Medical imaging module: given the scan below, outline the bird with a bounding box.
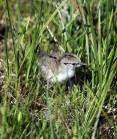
[37,51,86,84]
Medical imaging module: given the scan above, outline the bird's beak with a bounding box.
[74,62,87,68]
[80,62,87,66]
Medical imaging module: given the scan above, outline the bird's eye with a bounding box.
[49,55,57,59]
[64,63,68,65]
[72,63,78,65]
[72,63,76,65]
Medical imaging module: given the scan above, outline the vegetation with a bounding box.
[0,0,117,138]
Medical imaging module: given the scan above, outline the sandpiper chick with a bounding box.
[37,51,86,84]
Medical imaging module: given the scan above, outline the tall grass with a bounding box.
[0,0,117,138]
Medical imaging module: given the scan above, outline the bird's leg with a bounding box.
[67,78,73,91]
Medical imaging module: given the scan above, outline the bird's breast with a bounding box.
[51,69,75,83]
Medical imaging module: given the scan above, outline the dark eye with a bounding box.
[72,63,76,65]
[49,55,57,59]
[72,63,78,65]
[64,63,68,65]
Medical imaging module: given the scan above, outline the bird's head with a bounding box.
[60,53,86,70]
